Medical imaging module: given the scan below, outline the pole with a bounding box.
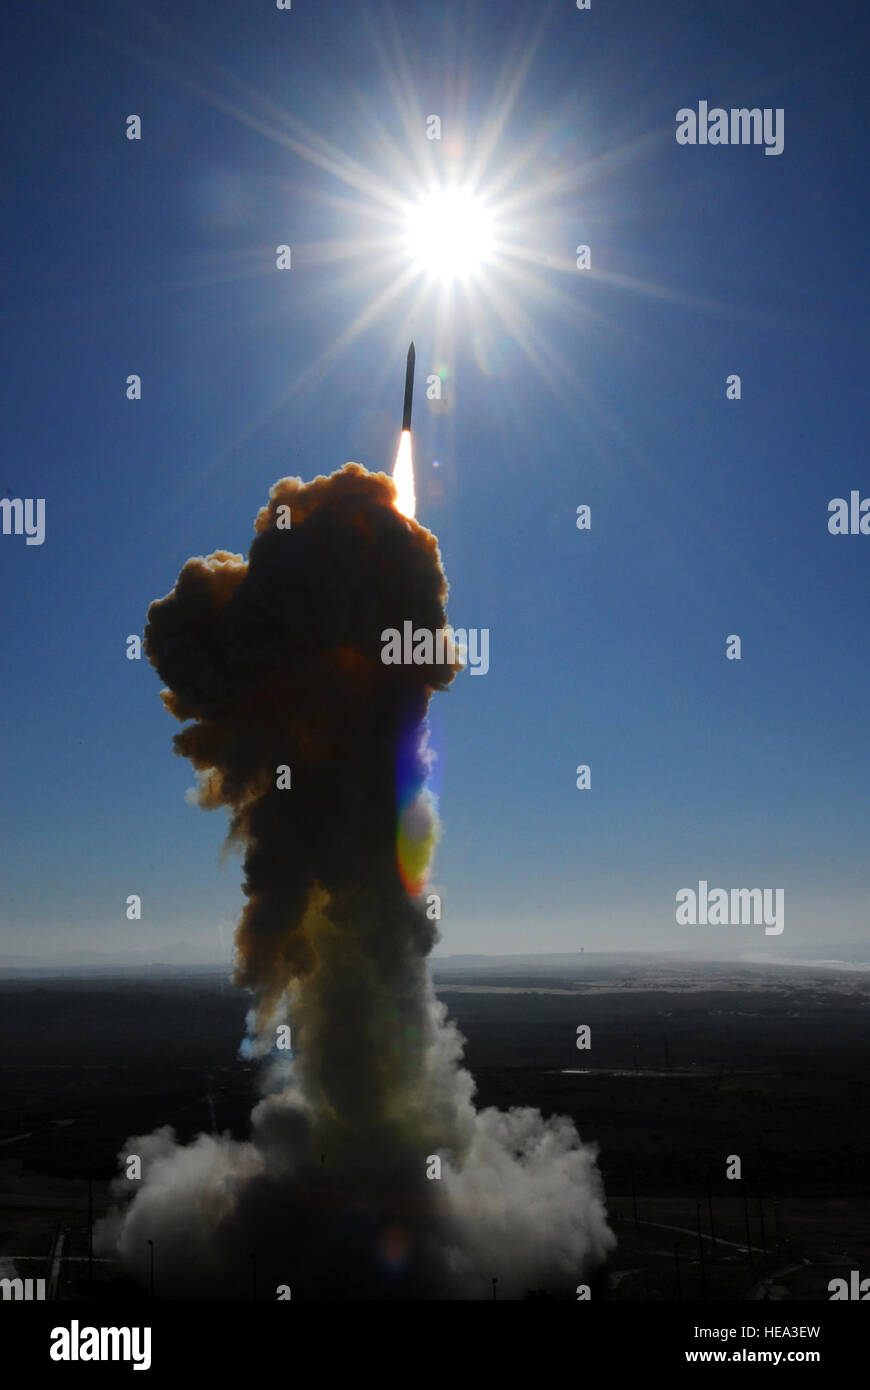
[48,1222,63,1300]
[758,1194,767,1260]
[742,1189,753,1265]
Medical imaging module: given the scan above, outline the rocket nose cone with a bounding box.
[402,343,416,433]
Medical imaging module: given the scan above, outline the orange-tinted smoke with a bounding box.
[144,465,458,1016]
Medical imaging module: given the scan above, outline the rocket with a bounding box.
[402,341,415,432]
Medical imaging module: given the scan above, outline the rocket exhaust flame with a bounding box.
[393,430,416,519]
[393,344,416,518]
[96,460,614,1298]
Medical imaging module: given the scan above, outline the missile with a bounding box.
[402,341,415,432]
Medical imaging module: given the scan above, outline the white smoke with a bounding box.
[97,981,614,1299]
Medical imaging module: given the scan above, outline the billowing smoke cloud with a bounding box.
[97,464,614,1298]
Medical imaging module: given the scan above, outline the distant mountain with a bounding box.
[1,942,867,978]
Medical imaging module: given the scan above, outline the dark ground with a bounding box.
[1,957,868,1299]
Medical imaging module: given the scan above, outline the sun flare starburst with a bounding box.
[125,8,715,512]
[404,187,496,285]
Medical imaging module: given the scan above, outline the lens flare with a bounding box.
[396,721,437,896]
[392,429,416,519]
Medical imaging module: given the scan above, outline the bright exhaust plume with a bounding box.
[393,430,416,519]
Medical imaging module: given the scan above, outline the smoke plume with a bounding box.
[98,463,615,1298]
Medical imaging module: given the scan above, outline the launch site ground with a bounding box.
[1,956,868,1300]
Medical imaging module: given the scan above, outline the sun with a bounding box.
[404,186,496,285]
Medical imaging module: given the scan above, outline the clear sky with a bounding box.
[1,0,867,965]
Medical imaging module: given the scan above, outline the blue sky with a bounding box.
[1,0,867,964]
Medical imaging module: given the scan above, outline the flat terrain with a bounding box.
[1,957,868,1299]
